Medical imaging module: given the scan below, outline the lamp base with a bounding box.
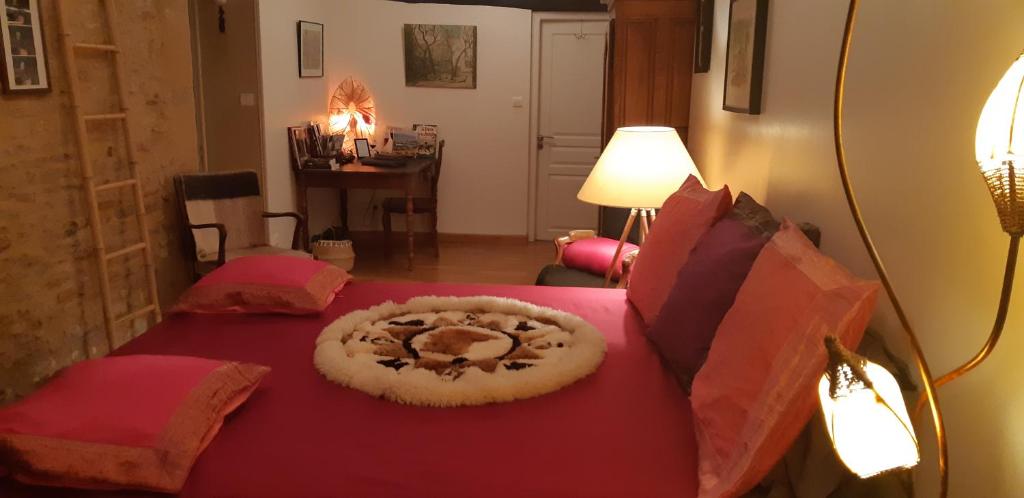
[602,208,654,287]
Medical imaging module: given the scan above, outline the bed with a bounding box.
[2,281,698,498]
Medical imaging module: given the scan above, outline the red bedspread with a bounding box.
[5,282,697,498]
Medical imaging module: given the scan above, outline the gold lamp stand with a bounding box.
[833,2,1022,497]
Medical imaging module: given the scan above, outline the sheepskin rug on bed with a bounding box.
[314,295,607,407]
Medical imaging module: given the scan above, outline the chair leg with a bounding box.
[431,209,440,256]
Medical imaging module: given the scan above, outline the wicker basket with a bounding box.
[313,239,355,271]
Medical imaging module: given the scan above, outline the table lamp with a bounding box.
[821,1,1022,495]
[577,126,704,286]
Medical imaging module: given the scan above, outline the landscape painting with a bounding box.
[403,24,477,89]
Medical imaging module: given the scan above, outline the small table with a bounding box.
[294,158,435,270]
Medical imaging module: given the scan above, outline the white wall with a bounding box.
[257,0,331,246]
[688,0,1024,495]
[316,0,533,236]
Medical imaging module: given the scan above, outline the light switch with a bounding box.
[240,93,256,107]
[512,96,524,108]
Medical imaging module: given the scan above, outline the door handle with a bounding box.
[537,135,554,150]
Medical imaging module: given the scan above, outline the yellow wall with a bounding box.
[688,0,1024,495]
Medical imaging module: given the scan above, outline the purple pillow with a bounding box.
[562,237,640,280]
[645,216,769,390]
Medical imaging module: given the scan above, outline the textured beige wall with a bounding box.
[0,0,198,401]
[688,0,1024,495]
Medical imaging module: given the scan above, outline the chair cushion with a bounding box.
[562,237,639,280]
[690,221,880,498]
[181,171,267,262]
[627,176,732,325]
[197,244,312,264]
[534,265,608,288]
[382,197,435,213]
[0,355,269,493]
[174,255,351,315]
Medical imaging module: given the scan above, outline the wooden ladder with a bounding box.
[54,0,161,351]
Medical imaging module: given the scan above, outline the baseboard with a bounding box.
[347,230,529,245]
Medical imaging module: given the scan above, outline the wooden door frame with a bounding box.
[527,11,611,242]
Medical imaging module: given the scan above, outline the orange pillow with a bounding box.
[0,355,269,493]
[627,176,732,324]
[690,221,880,498]
[173,255,351,315]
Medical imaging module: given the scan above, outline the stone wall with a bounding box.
[0,0,198,401]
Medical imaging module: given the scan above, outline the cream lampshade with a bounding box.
[577,126,704,209]
[976,52,1024,236]
[575,126,704,287]
[818,336,920,478]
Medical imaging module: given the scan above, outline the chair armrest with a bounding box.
[553,230,598,265]
[188,223,227,267]
[263,211,308,251]
[616,250,640,290]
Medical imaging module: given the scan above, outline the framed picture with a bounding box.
[403,24,477,89]
[693,0,714,73]
[723,0,768,114]
[288,126,311,169]
[0,0,49,93]
[296,20,323,78]
[354,138,371,159]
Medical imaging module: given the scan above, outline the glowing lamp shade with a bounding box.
[577,127,703,209]
[818,336,920,479]
[975,52,1024,235]
[328,78,377,151]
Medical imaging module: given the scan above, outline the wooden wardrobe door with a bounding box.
[609,0,698,141]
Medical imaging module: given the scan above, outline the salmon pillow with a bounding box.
[690,221,880,498]
[627,176,732,324]
[0,355,269,493]
[174,255,351,315]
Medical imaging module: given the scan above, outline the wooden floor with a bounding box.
[347,232,553,285]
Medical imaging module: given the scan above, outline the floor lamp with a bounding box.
[818,1,1022,496]
[577,126,704,287]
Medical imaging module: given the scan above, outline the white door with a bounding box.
[534,20,609,241]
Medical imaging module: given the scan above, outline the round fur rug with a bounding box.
[314,296,607,407]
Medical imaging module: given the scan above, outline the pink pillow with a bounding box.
[690,221,880,497]
[562,237,640,280]
[174,255,352,314]
[627,176,732,324]
[0,355,269,493]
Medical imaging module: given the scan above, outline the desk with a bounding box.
[294,158,434,270]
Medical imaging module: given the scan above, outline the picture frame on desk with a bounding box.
[354,138,371,159]
[288,126,312,170]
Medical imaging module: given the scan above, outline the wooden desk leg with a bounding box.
[406,192,415,270]
[339,188,349,237]
[296,179,310,245]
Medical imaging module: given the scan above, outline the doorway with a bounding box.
[188,0,264,179]
[528,13,610,241]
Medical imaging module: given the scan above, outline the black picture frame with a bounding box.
[693,0,714,73]
[722,0,768,114]
[296,20,324,78]
[0,0,50,94]
[354,138,371,159]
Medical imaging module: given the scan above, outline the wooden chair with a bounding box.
[174,170,309,280]
[382,140,446,255]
